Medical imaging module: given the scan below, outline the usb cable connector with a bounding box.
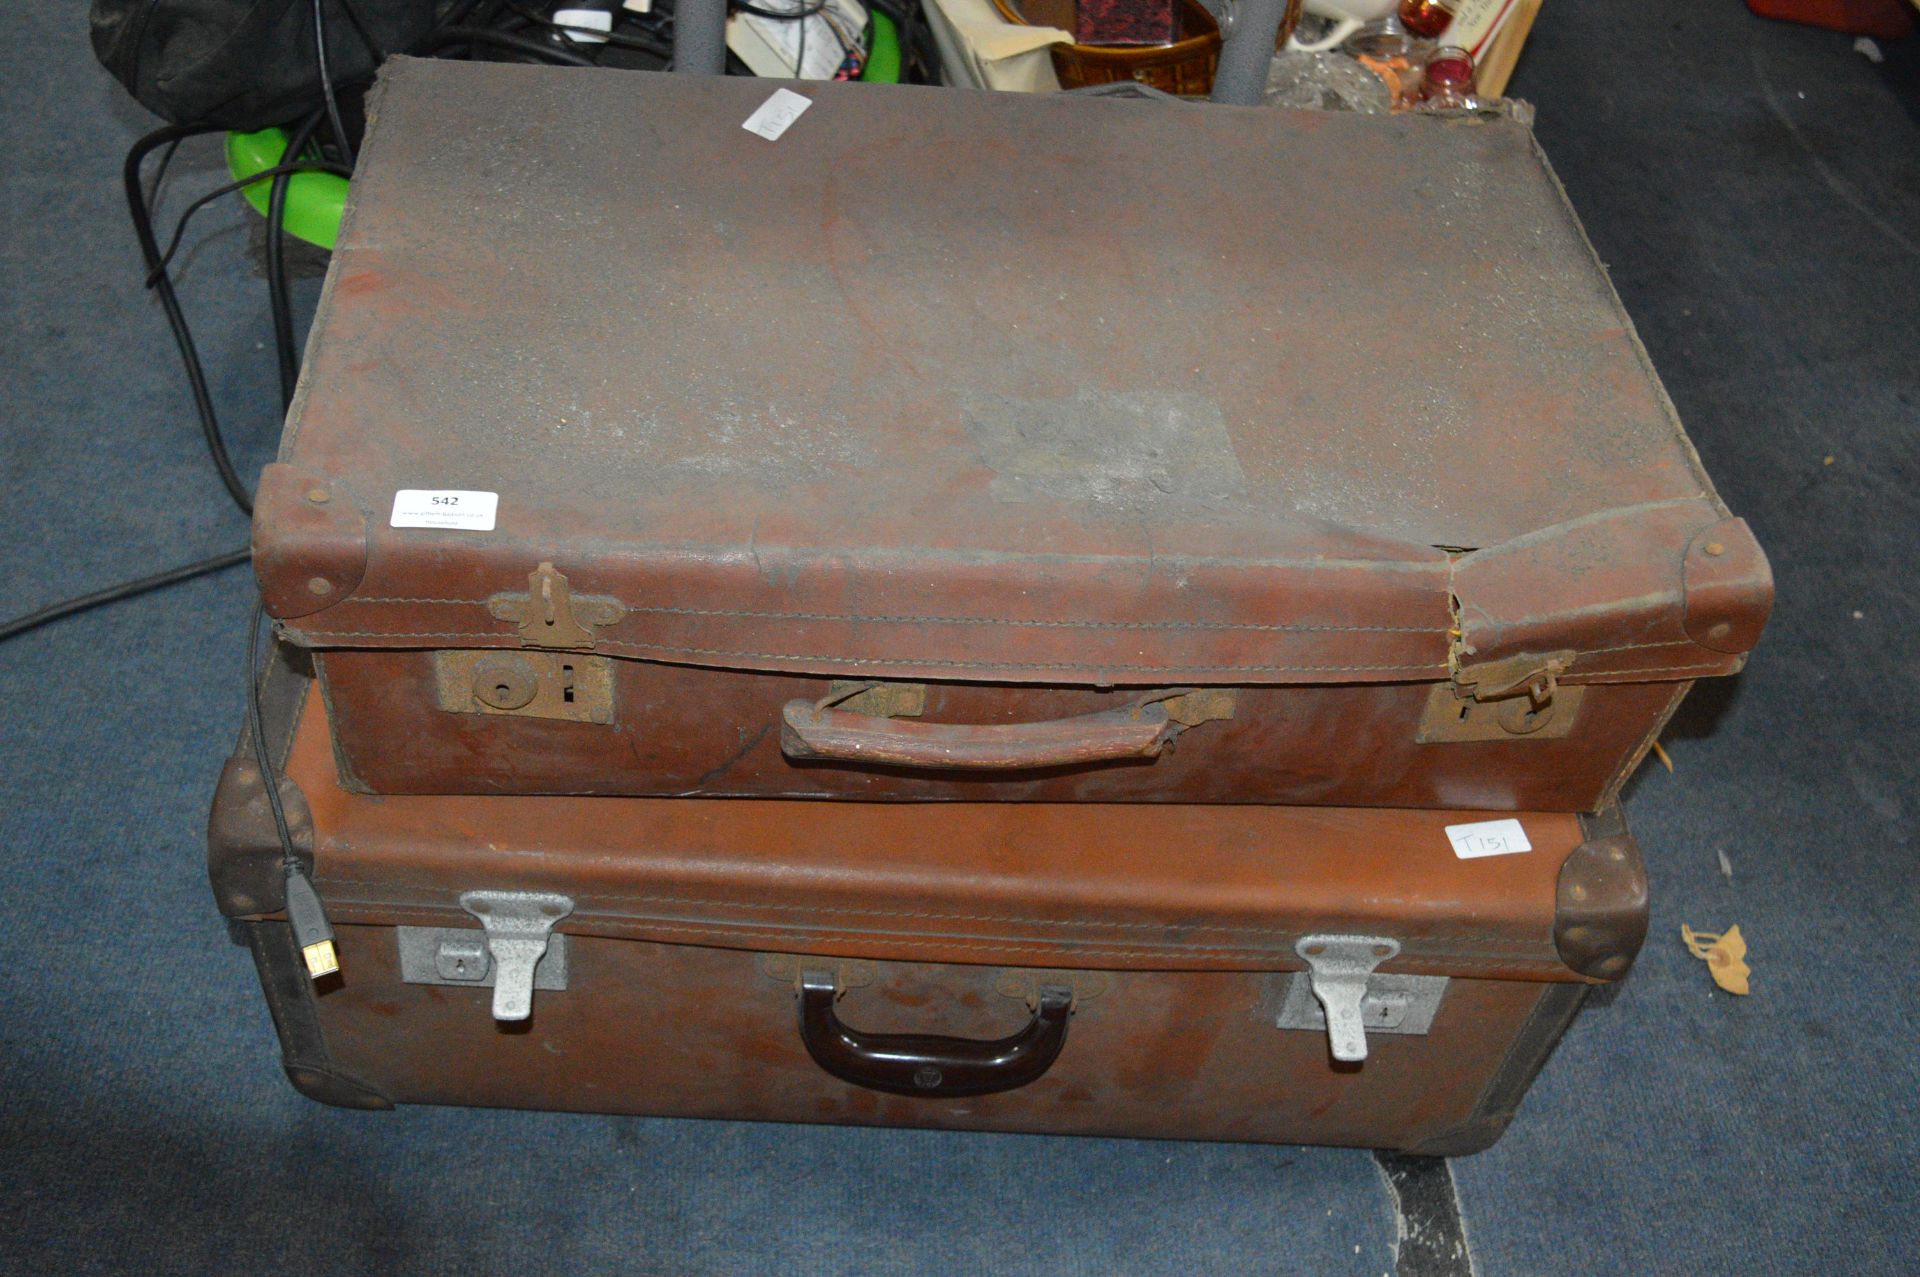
[284,867,338,979]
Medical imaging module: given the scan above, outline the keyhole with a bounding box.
[561,664,576,704]
[1458,702,1471,722]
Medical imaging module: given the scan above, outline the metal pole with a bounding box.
[1210,0,1287,105]
[673,0,729,75]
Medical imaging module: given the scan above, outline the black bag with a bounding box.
[90,0,443,129]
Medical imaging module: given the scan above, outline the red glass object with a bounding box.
[1398,0,1456,38]
[1421,45,1476,102]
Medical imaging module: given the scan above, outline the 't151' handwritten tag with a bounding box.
[390,489,498,531]
[1445,818,1533,860]
[742,88,812,141]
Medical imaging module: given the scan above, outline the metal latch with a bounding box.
[1419,649,1583,742]
[434,935,489,982]
[1287,935,1425,1062]
[1275,966,1448,1063]
[433,649,616,723]
[486,563,625,650]
[397,925,572,995]
[1456,649,1575,711]
[432,891,575,1021]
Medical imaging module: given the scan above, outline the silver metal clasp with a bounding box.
[397,915,572,1020]
[1283,935,1447,1063]
[429,891,575,1021]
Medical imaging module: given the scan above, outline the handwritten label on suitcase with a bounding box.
[1445,818,1533,860]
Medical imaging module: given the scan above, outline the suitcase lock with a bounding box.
[1417,650,1584,743]
[1279,935,1448,1063]
[394,892,575,1022]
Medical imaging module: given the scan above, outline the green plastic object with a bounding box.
[224,127,350,251]
[861,11,901,83]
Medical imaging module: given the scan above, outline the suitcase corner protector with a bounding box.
[282,1062,393,1111]
[208,754,314,917]
[1557,807,1649,980]
[1401,1110,1516,1158]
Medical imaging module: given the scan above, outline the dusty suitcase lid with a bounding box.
[211,664,1648,984]
[254,59,1770,689]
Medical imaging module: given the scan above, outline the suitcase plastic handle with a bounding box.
[780,699,1179,771]
[797,970,1073,1098]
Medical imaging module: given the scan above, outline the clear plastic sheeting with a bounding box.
[1262,49,1395,113]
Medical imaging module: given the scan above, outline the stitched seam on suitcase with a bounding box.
[587,925,1559,956]
[595,929,1554,964]
[291,633,1448,674]
[326,915,1552,967]
[340,600,1442,636]
[319,878,1552,949]
[284,628,1717,671]
[1599,681,1689,804]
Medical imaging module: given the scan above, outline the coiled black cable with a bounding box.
[123,124,255,516]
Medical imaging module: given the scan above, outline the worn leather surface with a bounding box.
[220,675,1619,1147]
[319,647,1688,808]
[256,60,1769,692]
[271,687,1596,981]
[310,924,1560,1150]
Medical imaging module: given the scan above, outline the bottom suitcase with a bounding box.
[207,652,1649,1154]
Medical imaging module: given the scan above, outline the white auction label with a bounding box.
[742,88,812,142]
[390,489,498,531]
[1445,818,1533,860]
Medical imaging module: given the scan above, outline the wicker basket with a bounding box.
[991,0,1301,98]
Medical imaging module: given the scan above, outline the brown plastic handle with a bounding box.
[797,970,1073,1098]
[780,699,1179,771]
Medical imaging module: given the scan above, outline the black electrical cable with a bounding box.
[267,112,328,410]
[0,549,251,645]
[244,598,297,862]
[435,0,485,28]
[502,1,673,58]
[245,596,336,978]
[146,136,183,209]
[335,0,385,59]
[426,26,601,65]
[908,1,934,82]
[124,125,256,517]
[732,0,829,19]
[146,159,353,284]
[587,27,674,57]
[436,0,508,32]
[312,0,357,168]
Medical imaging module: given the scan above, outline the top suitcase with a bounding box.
[253,59,1771,808]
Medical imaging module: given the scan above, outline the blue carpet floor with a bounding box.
[2,4,1915,1274]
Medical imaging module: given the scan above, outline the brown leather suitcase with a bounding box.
[208,651,1648,1152]
[253,59,1770,809]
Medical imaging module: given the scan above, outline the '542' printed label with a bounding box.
[390,489,498,531]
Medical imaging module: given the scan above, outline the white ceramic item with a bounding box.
[1284,0,1399,53]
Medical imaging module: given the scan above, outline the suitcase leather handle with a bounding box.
[797,970,1073,1098]
[780,699,1180,771]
